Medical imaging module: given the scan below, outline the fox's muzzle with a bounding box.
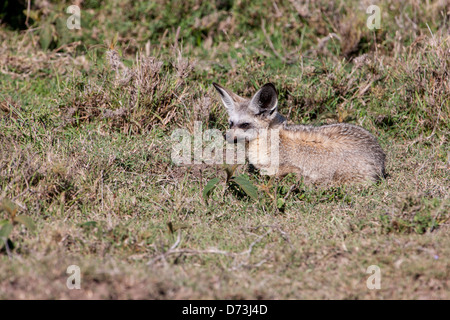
[225,128,256,143]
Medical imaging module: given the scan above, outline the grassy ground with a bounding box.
[0,0,449,299]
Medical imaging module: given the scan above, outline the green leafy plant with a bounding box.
[0,198,36,255]
[202,177,220,202]
[24,6,73,50]
[202,165,258,203]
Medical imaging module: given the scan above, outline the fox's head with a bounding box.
[213,82,286,143]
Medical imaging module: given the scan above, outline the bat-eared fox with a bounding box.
[213,82,386,185]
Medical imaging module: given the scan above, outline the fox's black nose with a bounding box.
[233,137,238,143]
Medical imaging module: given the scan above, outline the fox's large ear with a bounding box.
[249,83,278,117]
[213,83,242,115]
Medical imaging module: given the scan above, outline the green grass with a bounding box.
[0,0,449,299]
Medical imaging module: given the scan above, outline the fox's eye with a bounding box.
[229,121,234,128]
[239,122,251,129]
